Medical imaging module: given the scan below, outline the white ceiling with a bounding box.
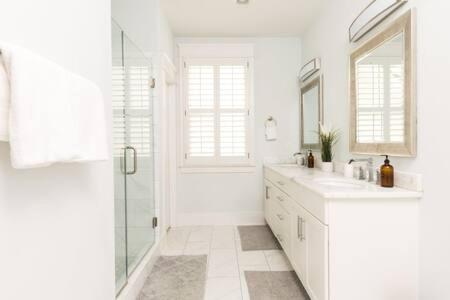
[161,0,325,37]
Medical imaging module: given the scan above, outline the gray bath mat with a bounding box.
[138,255,207,300]
[245,271,310,300]
[238,225,282,251]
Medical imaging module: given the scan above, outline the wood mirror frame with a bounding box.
[350,9,416,156]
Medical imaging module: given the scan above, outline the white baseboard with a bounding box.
[175,211,265,226]
[116,241,161,300]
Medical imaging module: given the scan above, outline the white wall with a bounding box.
[301,1,450,298]
[174,37,301,225]
[0,1,114,300]
[112,0,174,59]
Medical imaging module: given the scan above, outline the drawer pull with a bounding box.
[276,214,284,221]
[276,196,284,202]
[277,181,285,186]
[301,218,306,241]
[297,216,305,241]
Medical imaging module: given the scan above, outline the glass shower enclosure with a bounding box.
[112,20,156,294]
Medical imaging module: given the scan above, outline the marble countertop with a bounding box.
[265,164,422,199]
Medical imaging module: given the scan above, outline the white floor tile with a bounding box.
[188,226,213,242]
[204,277,242,300]
[183,241,210,255]
[238,250,268,267]
[211,231,235,249]
[207,249,239,278]
[264,250,293,271]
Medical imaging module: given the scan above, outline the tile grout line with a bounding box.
[263,250,272,271]
[204,226,214,300]
[233,226,245,300]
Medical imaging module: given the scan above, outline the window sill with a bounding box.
[179,166,257,174]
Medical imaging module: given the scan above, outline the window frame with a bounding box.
[178,44,255,171]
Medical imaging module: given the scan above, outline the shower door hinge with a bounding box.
[152,217,158,229]
[150,78,156,89]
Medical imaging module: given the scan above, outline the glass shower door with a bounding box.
[112,20,156,294]
[122,33,155,274]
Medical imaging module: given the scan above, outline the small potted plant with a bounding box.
[319,123,339,173]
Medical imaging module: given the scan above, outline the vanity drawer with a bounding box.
[271,198,291,258]
[265,167,295,196]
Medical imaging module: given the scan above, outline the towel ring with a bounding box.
[265,116,277,126]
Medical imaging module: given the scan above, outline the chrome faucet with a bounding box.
[348,158,374,182]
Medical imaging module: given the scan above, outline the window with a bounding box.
[181,56,253,168]
[113,63,153,158]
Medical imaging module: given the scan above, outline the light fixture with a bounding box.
[236,0,249,4]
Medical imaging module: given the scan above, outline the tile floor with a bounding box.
[159,225,294,300]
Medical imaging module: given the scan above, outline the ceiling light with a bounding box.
[236,0,249,4]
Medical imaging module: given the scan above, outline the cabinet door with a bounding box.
[291,203,308,283]
[304,210,329,300]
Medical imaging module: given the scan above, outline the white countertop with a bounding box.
[265,164,422,199]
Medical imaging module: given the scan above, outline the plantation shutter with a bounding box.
[356,59,404,144]
[184,58,251,166]
[112,64,152,157]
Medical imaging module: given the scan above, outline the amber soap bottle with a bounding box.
[380,155,394,188]
[307,150,315,168]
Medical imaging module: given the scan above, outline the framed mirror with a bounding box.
[350,9,416,156]
[301,76,323,150]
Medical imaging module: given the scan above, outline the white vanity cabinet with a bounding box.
[291,200,328,300]
[264,165,420,300]
[264,179,292,258]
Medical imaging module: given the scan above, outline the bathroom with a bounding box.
[1,0,450,299]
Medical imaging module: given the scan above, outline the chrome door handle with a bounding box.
[297,216,301,239]
[125,146,137,175]
[265,186,270,199]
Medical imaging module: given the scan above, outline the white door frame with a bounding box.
[159,54,177,234]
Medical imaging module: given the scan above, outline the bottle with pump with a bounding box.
[380,155,394,188]
[307,150,315,168]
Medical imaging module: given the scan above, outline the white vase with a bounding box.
[321,162,333,173]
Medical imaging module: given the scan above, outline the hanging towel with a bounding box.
[0,54,9,141]
[265,117,277,141]
[0,43,108,169]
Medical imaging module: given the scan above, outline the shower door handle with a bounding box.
[123,146,137,175]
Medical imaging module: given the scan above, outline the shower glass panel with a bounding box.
[122,33,155,274]
[112,19,155,294]
[112,20,127,293]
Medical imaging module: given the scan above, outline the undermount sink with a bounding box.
[313,178,366,189]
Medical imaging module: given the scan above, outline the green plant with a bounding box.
[319,123,339,162]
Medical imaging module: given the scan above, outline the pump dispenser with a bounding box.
[307,150,315,168]
[380,155,394,188]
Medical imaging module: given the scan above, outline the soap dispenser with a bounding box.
[380,155,394,188]
[307,150,315,169]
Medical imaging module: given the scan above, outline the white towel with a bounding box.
[0,43,108,169]
[265,119,277,141]
[0,54,9,141]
